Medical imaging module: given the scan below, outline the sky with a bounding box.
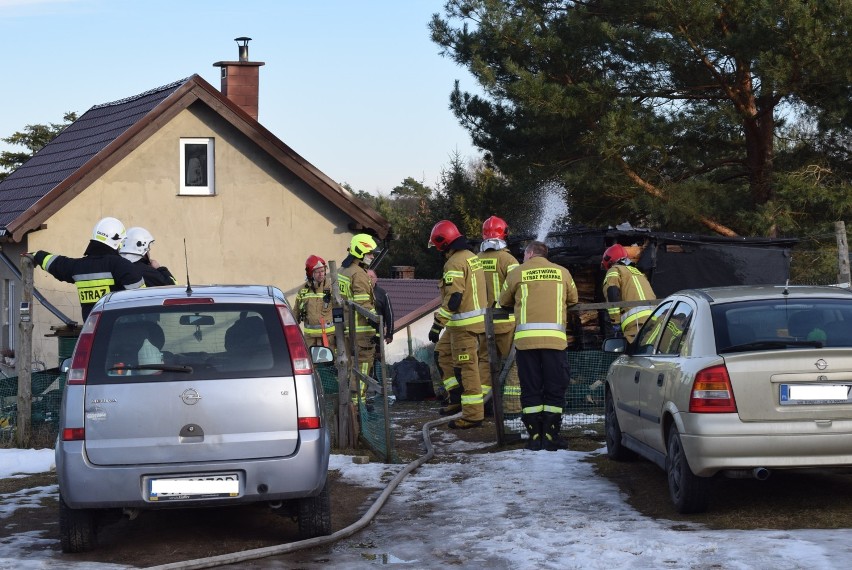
[4,427,852,569]
[0,0,481,195]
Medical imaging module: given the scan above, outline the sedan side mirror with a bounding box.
[602,337,628,353]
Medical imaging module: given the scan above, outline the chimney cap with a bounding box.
[234,37,252,62]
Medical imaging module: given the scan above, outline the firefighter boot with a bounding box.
[439,388,462,416]
[543,412,568,451]
[522,413,543,451]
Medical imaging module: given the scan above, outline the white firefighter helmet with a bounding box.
[92,217,126,251]
[120,227,155,261]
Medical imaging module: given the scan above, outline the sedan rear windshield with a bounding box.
[712,298,852,352]
[87,304,293,384]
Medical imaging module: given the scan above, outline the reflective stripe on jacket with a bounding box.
[296,276,335,337]
[499,256,578,351]
[338,263,375,334]
[603,264,656,327]
[478,248,519,334]
[435,249,487,332]
[36,248,145,321]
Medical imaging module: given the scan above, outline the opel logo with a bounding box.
[815,359,828,371]
[180,388,202,405]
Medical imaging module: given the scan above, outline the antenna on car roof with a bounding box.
[783,279,789,296]
[184,238,193,295]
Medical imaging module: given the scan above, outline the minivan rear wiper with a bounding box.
[108,364,194,373]
[720,340,824,353]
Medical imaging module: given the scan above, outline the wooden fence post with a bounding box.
[836,221,851,288]
[16,255,34,448]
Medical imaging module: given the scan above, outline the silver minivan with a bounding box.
[56,285,332,552]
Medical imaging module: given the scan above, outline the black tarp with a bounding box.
[507,227,797,298]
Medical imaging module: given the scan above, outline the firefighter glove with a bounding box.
[323,289,332,305]
[611,324,623,338]
[428,323,443,343]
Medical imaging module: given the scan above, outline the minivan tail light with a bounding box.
[276,304,312,375]
[62,427,85,441]
[689,364,737,413]
[298,417,322,430]
[67,311,101,385]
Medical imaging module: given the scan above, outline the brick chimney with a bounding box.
[391,266,415,279]
[213,37,265,120]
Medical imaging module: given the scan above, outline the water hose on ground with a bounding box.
[144,412,458,570]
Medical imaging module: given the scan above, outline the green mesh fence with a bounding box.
[0,369,65,442]
[316,361,397,462]
[500,350,616,439]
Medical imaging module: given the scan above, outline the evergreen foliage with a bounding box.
[0,112,77,181]
[429,0,852,242]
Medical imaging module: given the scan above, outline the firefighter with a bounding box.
[120,227,177,286]
[601,244,656,343]
[477,215,521,416]
[296,255,335,350]
[499,240,578,451]
[338,234,378,404]
[32,217,145,321]
[427,220,488,429]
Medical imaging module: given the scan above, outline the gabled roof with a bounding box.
[377,278,440,332]
[0,74,390,242]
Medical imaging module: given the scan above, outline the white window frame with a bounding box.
[180,138,215,196]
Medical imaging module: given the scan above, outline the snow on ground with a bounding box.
[2,444,852,569]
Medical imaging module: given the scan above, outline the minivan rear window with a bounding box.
[87,304,293,384]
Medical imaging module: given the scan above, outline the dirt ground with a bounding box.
[5,400,852,567]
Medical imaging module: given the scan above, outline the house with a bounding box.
[0,40,390,365]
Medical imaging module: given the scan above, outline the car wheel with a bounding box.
[59,494,97,553]
[297,478,332,539]
[666,424,709,514]
[605,389,633,461]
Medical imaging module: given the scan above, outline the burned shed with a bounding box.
[506,226,798,348]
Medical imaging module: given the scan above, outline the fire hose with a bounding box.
[144,412,458,570]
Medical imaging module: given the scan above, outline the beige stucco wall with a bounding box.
[27,103,362,365]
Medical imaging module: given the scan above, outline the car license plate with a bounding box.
[780,384,852,405]
[148,473,240,501]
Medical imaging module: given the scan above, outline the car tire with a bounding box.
[59,494,97,553]
[666,424,710,514]
[297,478,332,539]
[605,389,634,461]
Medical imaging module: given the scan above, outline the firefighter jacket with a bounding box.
[296,276,335,339]
[134,259,177,287]
[603,263,656,331]
[499,255,578,351]
[434,249,487,334]
[478,248,519,334]
[338,258,375,334]
[33,241,145,321]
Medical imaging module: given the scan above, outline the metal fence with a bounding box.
[0,350,616,455]
[0,369,64,444]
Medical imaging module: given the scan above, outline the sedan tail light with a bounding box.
[689,364,737,413]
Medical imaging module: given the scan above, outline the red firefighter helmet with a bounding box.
[428,220,462,252]
[482,216,508,240]
[601,244,629,270]
[305,254,327,278]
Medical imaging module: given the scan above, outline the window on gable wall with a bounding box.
[180,138,215,195]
